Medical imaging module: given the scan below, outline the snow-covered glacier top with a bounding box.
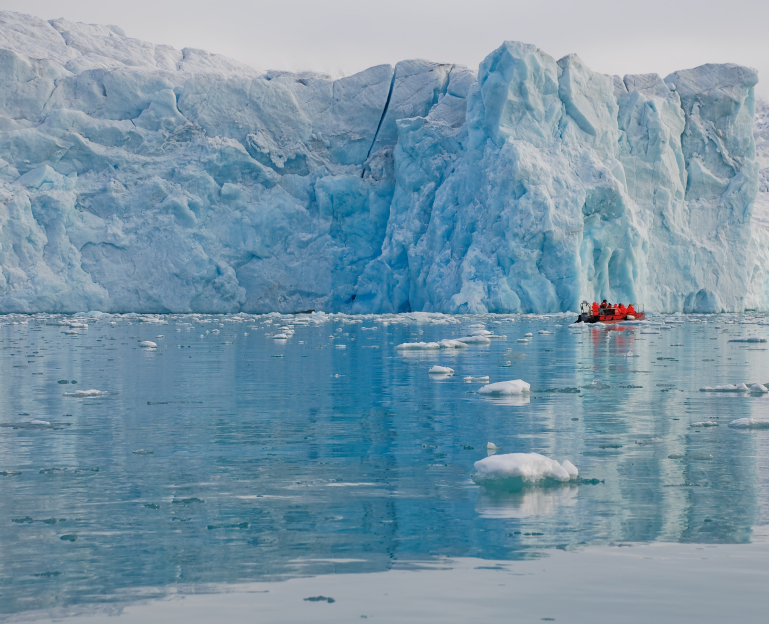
[0,11,765,314]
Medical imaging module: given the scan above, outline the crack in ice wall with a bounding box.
[0,11,763,313]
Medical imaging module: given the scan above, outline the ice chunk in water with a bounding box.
[750,384,769,393]
[139,341,157,348]
[30,420,51,426]
[699,384,749,392]
[729,418,769,429]
[473,453,578,488]
[64,389,116,398]
[479,380,530,395]
[560,460,578,478]
[457,335,492,344]
[429,366,454,375]
[690,421,719,427]
[728,337,767,343]
[273,333,288,339]
[463,376,490,383]
[486,442,499,449]
[396,340,467,350]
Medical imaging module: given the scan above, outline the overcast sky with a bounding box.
[5,0,769,97]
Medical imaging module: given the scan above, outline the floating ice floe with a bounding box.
[690,421,719,427]
[63,389,116,398]
[335,344,346,349]
[537,330,553,335]
[457,335,492,344]
[728,418,769,429]
[396,340,467,350]
[30,420,51,426]
[486,442,499,450]
[479,380,530,395]
[699,383,749,392]
[728,336,767,342]
[463,376,490,383]
[273,333,288,339]
[139,340,157,348]
[524,332,533,337]
[750,384,769,393]
[469,329,493,336]
[473,453,578,489]
[429,365,454,375]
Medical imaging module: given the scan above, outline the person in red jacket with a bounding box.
[618,303,627,315]
[626,304,636,315]
[592,301,599,317]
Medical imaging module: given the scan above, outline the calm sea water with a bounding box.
[2,312,769,618]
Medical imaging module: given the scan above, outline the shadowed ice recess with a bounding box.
[2,311,769,615]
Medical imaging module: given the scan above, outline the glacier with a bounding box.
[0,10,766,314]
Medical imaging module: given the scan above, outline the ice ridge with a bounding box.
[0,11,764,314]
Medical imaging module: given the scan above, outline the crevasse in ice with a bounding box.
[0,11,766,314]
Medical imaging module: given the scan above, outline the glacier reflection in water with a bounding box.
[1,311,769,614]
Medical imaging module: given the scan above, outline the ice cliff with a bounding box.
[0,11,764,313]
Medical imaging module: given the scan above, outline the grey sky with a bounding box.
[5,0,769,98]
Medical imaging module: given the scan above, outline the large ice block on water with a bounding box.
[478,380,530,395]
[0,11,765,314]
[473,452,578,488]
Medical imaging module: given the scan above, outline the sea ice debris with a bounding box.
[479,380,530,395]
[699,384,749,392]
[729,418,769,429]
[473,453,578,487]
[429,365,454,375]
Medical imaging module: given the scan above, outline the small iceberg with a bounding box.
[473,453,578,490]
[729,418,769,429]
[463,376,490,383]
[690,421,719,427]
[429,365,454,375]
[139,340,157,348]
[30,420,51,426]
[456,335,492,344]
[750,384,769,393]
[469,329,493,336]
[396,339,467,350]
[273,333,288,339]
[478,380,530,395]
[699,383,749,392]
[64,389,116,398]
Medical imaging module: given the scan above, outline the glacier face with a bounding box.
[0,11,763,314]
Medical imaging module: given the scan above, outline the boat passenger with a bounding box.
[592,301,599,316]
[626,304,636,315]
[618,303,626,315]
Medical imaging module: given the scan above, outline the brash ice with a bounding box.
[0,12,766,314]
